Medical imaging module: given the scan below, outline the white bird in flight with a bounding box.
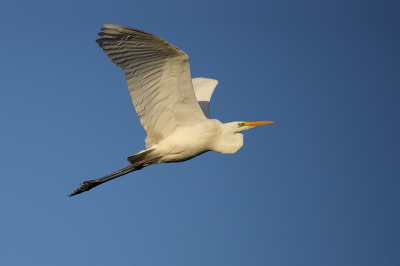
[69,25,275,196]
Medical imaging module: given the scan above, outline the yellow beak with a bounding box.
[245,121,275,127]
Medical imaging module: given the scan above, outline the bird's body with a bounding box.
[69,25,274,196]
[136,119,243,164]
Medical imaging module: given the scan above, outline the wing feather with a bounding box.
[96,25,206,144]
[192,78,219,118]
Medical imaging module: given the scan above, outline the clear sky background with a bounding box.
[1,0,399,265]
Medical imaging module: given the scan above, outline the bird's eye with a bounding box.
[237,122,245,127]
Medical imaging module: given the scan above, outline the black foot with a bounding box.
[69,180,101,197]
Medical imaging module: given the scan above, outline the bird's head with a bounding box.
[218,120,275,154]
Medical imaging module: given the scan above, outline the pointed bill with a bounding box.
[244,121,275,128]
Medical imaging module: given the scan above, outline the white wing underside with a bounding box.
[97,24,207,147]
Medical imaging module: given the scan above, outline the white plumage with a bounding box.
[69,25,274,196]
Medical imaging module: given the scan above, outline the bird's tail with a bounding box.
[127,148,156,164]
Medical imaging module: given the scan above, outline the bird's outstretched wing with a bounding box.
[192,78,218,119]
[97,24,206,144]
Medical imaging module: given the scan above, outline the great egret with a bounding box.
[69,25,275,197]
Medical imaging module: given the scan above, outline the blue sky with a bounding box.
[1,0,399,265]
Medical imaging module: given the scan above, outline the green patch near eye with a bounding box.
[237,122,246,127]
